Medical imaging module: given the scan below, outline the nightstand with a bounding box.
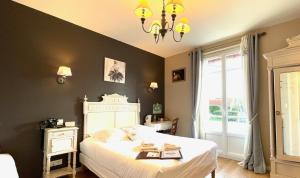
[43,127,78,178]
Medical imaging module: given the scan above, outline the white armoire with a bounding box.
[264,34,300,178]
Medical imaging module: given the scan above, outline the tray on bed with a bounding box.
[136,150,182,160]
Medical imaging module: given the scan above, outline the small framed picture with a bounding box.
[153,103,162,114]
[172,68,185,82]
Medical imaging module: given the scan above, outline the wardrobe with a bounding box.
[264,34,300,178]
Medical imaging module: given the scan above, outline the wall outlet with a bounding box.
[50,159,63,167]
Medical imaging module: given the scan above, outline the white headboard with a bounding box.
[83,93,140,139]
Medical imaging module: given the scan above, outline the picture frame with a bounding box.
[172,68,185,82]
[104,57,126,84]
[153,103,162,114]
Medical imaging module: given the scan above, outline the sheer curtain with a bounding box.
[191,48,208,139]
[240,34,266,173]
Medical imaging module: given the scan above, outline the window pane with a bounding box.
[206,57,223,132]
[225,53,248,135]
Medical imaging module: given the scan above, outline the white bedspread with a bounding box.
[80,132,217,178]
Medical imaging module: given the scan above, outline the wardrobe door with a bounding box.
[274,66,300,162]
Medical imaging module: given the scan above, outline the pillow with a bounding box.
[121,127,137,141]
[122,125,156,141]
[92,128,128,142]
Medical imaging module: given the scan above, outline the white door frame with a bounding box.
[203,45,246,161]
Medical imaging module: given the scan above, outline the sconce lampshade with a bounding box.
[150,82,158,89]
[57,66,72,77]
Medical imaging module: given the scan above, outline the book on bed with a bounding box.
[136,150,182,160]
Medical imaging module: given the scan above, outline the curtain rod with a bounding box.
[201,32,266,53]
[258,32,266,36]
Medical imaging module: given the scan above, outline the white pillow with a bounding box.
[92,128,128,142]
[122,125,156,141]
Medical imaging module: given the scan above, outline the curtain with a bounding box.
[240,34,266,173]
[191,48,206,139]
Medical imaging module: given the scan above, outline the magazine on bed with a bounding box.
[136,150,182,160]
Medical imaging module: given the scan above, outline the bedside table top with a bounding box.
[45,127,79,132]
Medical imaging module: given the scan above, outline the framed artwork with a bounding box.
[153,103,162,114]
[172,68,185,82]
[104,57,126,83]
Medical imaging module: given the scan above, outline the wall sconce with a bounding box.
[57,66,72,84]
[148,82,158,92]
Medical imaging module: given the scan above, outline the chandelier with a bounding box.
[135,0,190,43]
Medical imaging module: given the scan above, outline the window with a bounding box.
[207,57,223,133]
[225,53,248,135]
[204,46,248,136]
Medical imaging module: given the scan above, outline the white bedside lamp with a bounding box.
[57,66,72,84]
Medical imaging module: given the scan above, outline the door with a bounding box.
[203,46,248,161]
[274,66,300,162]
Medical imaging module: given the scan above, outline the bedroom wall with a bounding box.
[165,52,193,137]
[0,1,164,178]
[165,18,300,167]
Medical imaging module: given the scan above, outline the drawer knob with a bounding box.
[276,111,281,115]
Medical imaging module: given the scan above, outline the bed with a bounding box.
[80,94,217,178]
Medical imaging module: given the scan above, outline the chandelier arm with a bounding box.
[142,23,153,33]
[155,34,160,44]
[168,20,175,31]
[171,29,182,42]
[165,21,171,31]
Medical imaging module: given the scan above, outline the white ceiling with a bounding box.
[13,0,300,58]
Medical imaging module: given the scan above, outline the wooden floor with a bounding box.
[207,157,270,178]
[65,157,270,178]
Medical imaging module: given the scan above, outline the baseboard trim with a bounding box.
[217,153,243,161]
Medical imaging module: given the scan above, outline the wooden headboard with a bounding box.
[83,93,140,139]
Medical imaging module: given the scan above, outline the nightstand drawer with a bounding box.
[51,137,73,153]
[50,130,74,138]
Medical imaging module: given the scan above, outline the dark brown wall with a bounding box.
[0,1,164,177]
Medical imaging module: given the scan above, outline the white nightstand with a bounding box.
[43,127,78,178]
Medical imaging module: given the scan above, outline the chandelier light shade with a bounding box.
[150,21,161,35]
[175,18,190,33]
[165,0,184,14]
[135,0,153,19]
[135,0,190,43]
